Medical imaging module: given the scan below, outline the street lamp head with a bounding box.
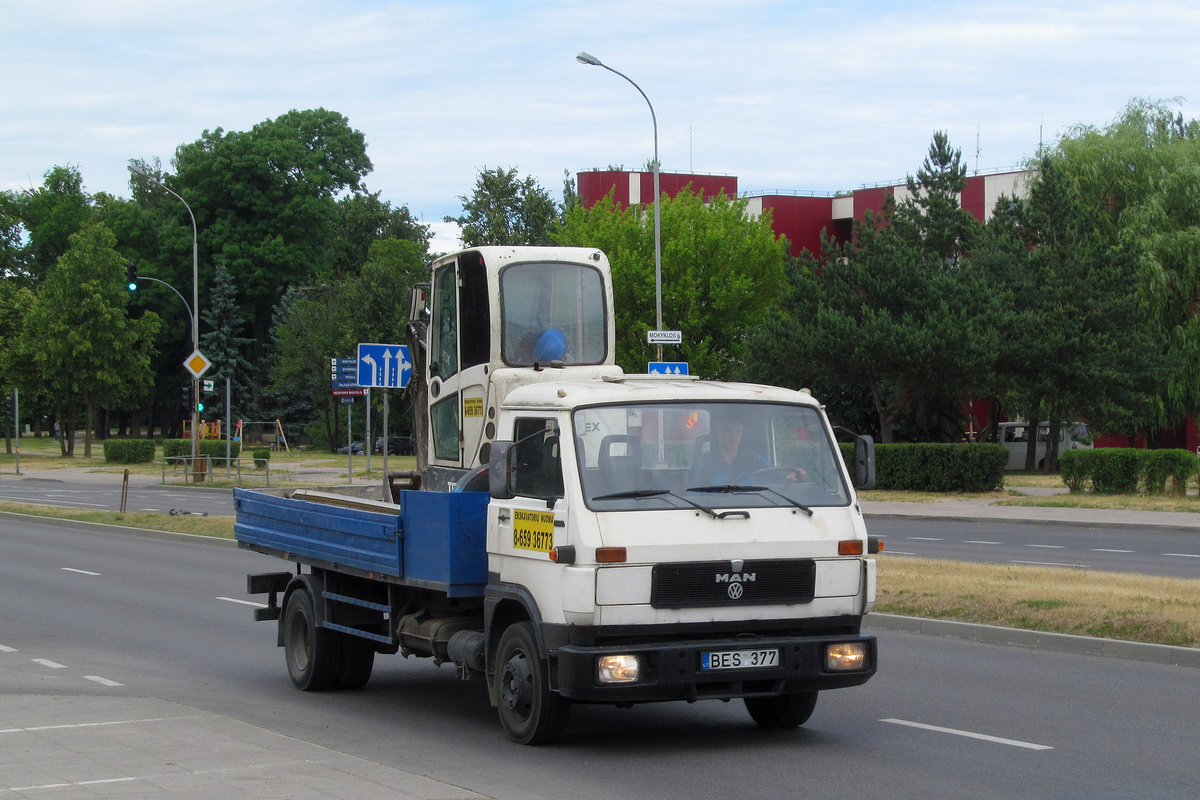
[576,51,602,66]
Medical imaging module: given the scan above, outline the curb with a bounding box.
[863,511,1200,533]
[866,612,1200,669]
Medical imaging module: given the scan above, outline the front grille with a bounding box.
[650,560,816,609]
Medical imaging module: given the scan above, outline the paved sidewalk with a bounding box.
[860,497,1200,531]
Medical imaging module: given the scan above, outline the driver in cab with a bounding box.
[690,415,807,487]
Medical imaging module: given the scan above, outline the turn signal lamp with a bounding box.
[597,654,640,683]
[596,547,627,563]
[838,540,864,556]
[825,642,868,671]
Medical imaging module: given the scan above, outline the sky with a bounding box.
[4,0,1200,252]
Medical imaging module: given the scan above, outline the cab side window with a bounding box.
[512,418,563,499]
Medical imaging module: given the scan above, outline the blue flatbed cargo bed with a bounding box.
[233,488,489,597]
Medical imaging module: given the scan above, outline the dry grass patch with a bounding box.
[877,555,1200,648]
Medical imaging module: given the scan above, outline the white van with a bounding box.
[998,421,1092,471]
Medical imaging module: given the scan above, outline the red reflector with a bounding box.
[838,540,864,556]
[596,547,627,563]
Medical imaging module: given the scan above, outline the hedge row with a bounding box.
[1060,448,1197,494]
[102,439,157,463]
[162,439,242,460]
[840,442,1008,492]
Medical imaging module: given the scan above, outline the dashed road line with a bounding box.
[0,644,16,653]
[881,718,1053,750]
[31,659,67,669]
[216,596,268,608]
[907,537,943,541]
[963,540,1001,545]
[1091,548,1134,553]
[0,716,193,735]
[1025,544,1066,549]
[84,675,124,687]
[62,567,101,576]
[1163,553,1200,558]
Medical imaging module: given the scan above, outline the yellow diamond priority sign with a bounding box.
[184,349,213,379]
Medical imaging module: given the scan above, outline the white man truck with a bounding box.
[234,246,881,744]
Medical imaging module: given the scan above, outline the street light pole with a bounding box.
[128,165,201,469]
[576,51,664,361]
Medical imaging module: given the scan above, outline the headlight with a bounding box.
[825,642,868,671]
[597,654,640,683]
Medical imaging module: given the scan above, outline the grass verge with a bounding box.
[877,555,1200,648]
[0,500,234,539]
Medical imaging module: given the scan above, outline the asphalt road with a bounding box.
[1,516,1197,799]
[0,475,233,515]
[867,517,1200,578]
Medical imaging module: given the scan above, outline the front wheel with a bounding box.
[493,622,570,745]
[744,691,818,728]
[283,587,340,691]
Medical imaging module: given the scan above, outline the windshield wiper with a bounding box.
[592,488,720,519]
[687,484,814,517]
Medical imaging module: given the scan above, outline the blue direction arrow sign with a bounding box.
[648,361,689,376]
[357,343,411,389]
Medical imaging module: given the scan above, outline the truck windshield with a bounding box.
[573,402,851,512]
[501,262,607,366]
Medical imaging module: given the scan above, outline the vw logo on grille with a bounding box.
[727,582,744,599]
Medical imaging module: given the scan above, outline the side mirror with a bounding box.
[834,427,876,491]
[489,441,515,499]
[852,434,876,490]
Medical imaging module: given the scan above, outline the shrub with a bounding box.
[1059,450,1088,492]
[1140,449,1196,495]
[1087,448,1141,494]
[103,439,156,464]
[252,448,271,469]
[162,439,190,459]
[841,442,1007,492]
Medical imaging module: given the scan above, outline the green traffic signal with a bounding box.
[126,263,138,291]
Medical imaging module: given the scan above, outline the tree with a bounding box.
[1052,99,1200,438]
[329,191,430,277]
[892,131,978,266]
[4,165,93,285]
[23,224,160,456]
[167,108,373,362]
[556,187,785,378]
[199,259,255,421]
[447,167,558,247]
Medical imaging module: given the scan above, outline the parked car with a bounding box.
[375,436,414,455]
[336,441,365,455]
[998,421,1092,470]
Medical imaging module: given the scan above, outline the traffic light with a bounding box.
[181,384,192,412]
[196,381,205,414]
[126,263,138,291]
[5,393,15,421]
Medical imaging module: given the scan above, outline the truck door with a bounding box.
[491,416,568,582]
[427,253,491,474]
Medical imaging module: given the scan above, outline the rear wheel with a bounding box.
[283,588,340,691]
[494,622,570,745]
[744,691,818,728]
[336,636,375,690]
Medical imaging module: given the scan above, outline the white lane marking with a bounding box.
[32,659,67,669]
[8,777,139,792]
[884,550,918,556]
[217,596,269,608]
[62,567,102,576]
[1012,560,1090,569]
[1026,544,1066,549]
[84,675,123,687]
[964,540,1002,545]
[0,716,194,734]
[1163,553,1200,558]
[1091,548,1134,553]
[881,718,1053,750]
[907,537,943,541]
[0,645,16,653]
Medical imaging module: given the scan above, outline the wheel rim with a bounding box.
[500,651,534,720]
[289,612,311,671]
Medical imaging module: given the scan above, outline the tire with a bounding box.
[744,691,818,729]
[283,588,340,691]
[493,622,570,745]
[336,636,375,690]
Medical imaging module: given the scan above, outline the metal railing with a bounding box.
[161,455,272,487]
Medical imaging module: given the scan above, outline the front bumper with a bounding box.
[555,632,876,704]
